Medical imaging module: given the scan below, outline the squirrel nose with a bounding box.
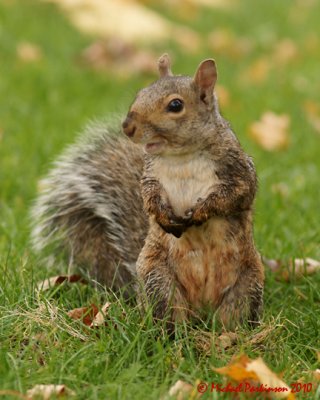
[122,117,136,138]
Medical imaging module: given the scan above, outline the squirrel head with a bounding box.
[122,54,219,156]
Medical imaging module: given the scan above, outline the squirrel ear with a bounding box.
[158,53,173,78]
[193,59,217,105]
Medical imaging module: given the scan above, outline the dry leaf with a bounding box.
[263,257,320,281]
[239,57,271,84]
[214,355,295,399]
[248,111,290,151]
[90,302,111,327]
[17,42,42,63]
[285,258,320,280]
[26,384,75,399]
[67,302,111,327]
[37,274,87,291]
[303,100,320,134]
[67,304,99,326]
[42,0,200,49]
[80,39,156,76]
[208,29,253,60]
[215,84,230,109]
[272,39,299,65]
[168,380,194,399]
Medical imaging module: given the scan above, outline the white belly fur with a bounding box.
[152,155,219,216]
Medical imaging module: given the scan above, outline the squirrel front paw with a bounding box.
[184,198,209,226]
[156,204,189,238]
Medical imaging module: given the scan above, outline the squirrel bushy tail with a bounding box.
[30,121,148,292]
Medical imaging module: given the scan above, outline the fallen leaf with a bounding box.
[67,304,99,326]
[168,380,194,399]
[286,258,320,280]
[272,39,299,65]
[314,369,320,381]
[215,84,230,109]
[248,111,290,151]
[42,0,200,49]
[37,274,87,291]
[26,384,75,399]
[303,100,320,134]
[16,42,42,63]
[79,38,156,76]
[263,257,320,281]
[67,302,111,327]
[214,355,295,399]
[208,29,253,60]
[90,302,111,327]
[239,57,271,84]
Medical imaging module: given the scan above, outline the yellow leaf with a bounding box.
[16,42,42,63]
[215,85,230,109]
[168,380,194,400]
[272,39,299,65]
[240,57,271,84]
[303,100,320,134]
[248,111,290,151]
[37,274,87,291]
[26,384,75,399]
[214,355,258,381]
[41,0,200,48]
[214,355,295,399]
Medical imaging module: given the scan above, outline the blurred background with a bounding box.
[0,0,319,260]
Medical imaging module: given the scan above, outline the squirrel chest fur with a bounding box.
[152,154,219,217]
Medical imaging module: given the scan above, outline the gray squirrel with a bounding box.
[31,54,264,329]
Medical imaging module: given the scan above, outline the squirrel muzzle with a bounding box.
[122,116,136,138]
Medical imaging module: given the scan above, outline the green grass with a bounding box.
[0,0,319,399]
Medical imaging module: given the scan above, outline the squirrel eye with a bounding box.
[167,98,184,113]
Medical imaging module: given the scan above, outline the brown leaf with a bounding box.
[314,369,320,381]
[26,384,75,399]
[272,39,299,65]
[208,29,253,60]
[215,84,230,109]
[67,304,99,326]
[90,301,111,327]
[43,0,200,49]
[214,355,295,399]
[67,302,111,327]
[17,42,42,63]
[303,100,320,134]
[239,57,271,84]
[80,39,157,76]
[37,275,87,291]
[248,111,290,151]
